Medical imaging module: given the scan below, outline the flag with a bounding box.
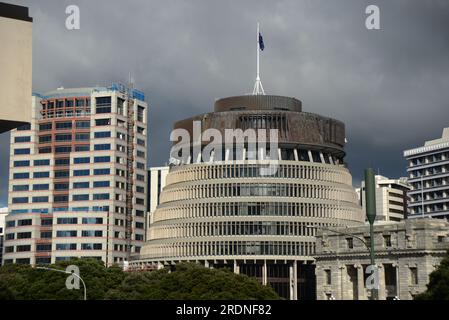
[259,32,265,51]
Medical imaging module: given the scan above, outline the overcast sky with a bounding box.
[1,0,449,207]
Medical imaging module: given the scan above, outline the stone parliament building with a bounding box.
[314,218,449,300]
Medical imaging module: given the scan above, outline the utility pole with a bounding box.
[364,168,378,300]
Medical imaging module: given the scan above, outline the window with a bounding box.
[36,244,52,252]
[94,144,111,151]
[96,97,112,114]
[73,182,89,189]
[55,158,70,166]
[75,145,90,152]
[137,150,145,158]
[73,194,89,201]
[94,131,111,138]
[55,121,72,130]
[93,193,109,200]
[13,185,29,191]
[346,238,354,249]
[75,133,90,141]
[39,147,51,154]
[12,197,28,204]
[135,234,144,241]
[33,184,49,191]
[410,267,418,285]
[74,169,90,176]
[56,243,77,251]
[55,146,71,154]
[33,171,50,178]
[81,243,102,250]
[73,207,89,212]
[136,198,144,205]
[137,162,145,170]
[95,118,111,126]
[14,160,30,167]
[76,120,90,128]
[137,174,145,181]
[55,170,69,178]
[5,233,15,240]
[41,219,53,226]
[136,186,145,193]
[14,136,30,143]
[33,196,49,203]
[74,157,90,164]
[137,106,145,122]
[137,138,145,146]
[384,235,392,247]
[34,159,50,166]
[6,221,15,228]
[55,134,72,142]
[93,181,110,188]
[13,172,29,179]
[14,148,30,155]
[82,217,103,224]
[94,156,110,163]
[57,218,78,224]
[40,231,52,238]
[39,123,52,131]
[94,168,110,175]
[18,219,32,226]
[136,210,144,217]
[17,124,31,130]
[17,245,31,252]
[54,195,69,202]
[137,126,145,134]
[135,222,144,229]
[82,230,103,237]
[17,232,32,239]
[56,230,77,237]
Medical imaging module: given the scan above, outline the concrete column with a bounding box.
[308,150,314,162]
[357,265,366,300]
[378,264,386,300]
[293,261,298,300]
[204,260,209,268]
[339,265,346,300]
[289,263,294,300]
[233,260,239,274]
[263,260,268,285]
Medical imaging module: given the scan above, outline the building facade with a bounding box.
[404,128,449,219]
[147,166,169,240]
[357,175,410,222]
[315,218,449,300]
[130,94,364,299]
[0,2,32,133]
[0,207,7,265]
[3,84,148,266]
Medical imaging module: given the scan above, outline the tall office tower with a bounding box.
[404,127,449,219]
[0,207,7,265]
[0,2,32,133]
[357,175,411,222]
[131,94,364,299]
[146,167,169,240]
[2,84,148,266]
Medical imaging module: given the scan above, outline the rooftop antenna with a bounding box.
[252,22,265,95]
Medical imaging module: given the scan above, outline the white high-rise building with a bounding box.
[356,175,411,222]
[404,128,449,219]
[146,167,168,241]
[0,207,7,265]
[3,84,148,266]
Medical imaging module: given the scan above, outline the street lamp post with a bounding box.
[364,168,378,300]
[35,266,87,300]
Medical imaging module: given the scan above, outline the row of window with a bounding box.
[6,217,104,227]
[5,230,103,240]
[12,193,111,203]
[4,243,103,253]
[13,168,111,179]
[9,205,145,215]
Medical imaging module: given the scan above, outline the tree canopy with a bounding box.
[0,259,280,300]
[415,251,449,300]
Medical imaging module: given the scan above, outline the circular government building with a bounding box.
[131,94,363,300]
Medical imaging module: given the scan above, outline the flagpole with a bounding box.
[253,22,265,95]
[257,22,260,82]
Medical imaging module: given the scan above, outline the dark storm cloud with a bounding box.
[1,0,449,204]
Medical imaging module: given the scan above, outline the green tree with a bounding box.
[0,260,280,300]
[415,251,449,300]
